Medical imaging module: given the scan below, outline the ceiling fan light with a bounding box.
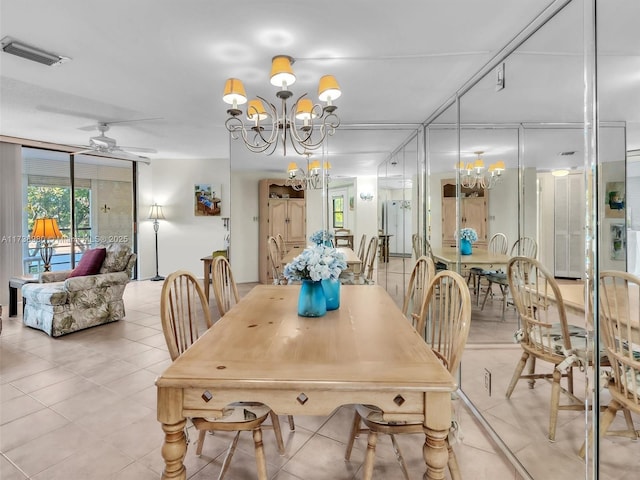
[246,99,268,121]
[295,98,317,120]
[318,75,341,102]
[270,55,296,87]
[222,78,247,105]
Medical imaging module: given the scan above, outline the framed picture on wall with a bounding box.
[605,181,625,218]
[610,223,625,260]
[194,184,221,216]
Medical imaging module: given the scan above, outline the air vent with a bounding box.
[1,37,69,66]
[559,151,576,156]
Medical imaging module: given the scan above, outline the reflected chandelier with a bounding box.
[222,55,341,156]
[286,152,331,191]
[456,151,505,189]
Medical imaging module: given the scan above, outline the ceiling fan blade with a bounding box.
[73,148,151,164]
[78,117,163,131]
[118,146,157,153]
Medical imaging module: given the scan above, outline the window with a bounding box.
[332,196,344,228]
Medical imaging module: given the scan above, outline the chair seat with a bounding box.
[485,272,507,283]
[355,404,416,426]
[528,323,607,360]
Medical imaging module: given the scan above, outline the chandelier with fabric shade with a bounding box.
[30,217,63,272]
[456,151,505,190]
[222,55,341,156]
[286,152,331,191]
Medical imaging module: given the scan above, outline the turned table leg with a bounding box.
[423,392,452,480]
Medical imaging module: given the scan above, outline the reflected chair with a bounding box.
[505,257,591,441]
[334,228,353,248]
[425,237,448,272]
[344,270,472,480]
[579,271,640,457]
[362,236,379,284]
[212,256,239,317]
[268,236,287,285]
[357,234,367,263]
[160,271,285,478]
[481,236,538,318]
[411,233,423,259]
[276,233,286,258]
[402,256,435,332]
[468,232,508,303]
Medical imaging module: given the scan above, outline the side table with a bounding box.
[9,275,39,317]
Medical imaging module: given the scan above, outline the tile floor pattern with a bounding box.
[0,272,636,479]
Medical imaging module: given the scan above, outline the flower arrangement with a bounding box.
[283,244,347,282]
[309,230,334,245]
[457,227,478,243]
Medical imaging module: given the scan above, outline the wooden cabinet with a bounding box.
[441,179,488,248]
[258,179,306,284]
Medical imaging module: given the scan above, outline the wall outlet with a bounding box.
[484,368,492,396]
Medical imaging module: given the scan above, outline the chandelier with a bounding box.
[222,55,341,156]
[286,152,331,191]
[457,151,505,189]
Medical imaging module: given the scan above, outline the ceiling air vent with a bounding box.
[1,37,69,66]
[559,151,576,156]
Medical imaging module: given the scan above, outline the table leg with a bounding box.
[161,420,187,480]
[423,392,451,480]
[9,285,18,317]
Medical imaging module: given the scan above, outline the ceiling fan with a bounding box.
[74,121,158,161]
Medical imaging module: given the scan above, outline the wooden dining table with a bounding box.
[281,246,363,275]
[431,246,511,271]
[156,284,456,480]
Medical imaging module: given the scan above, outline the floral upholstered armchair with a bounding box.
[22,243,136,337]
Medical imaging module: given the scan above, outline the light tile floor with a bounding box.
[1,271,636,479]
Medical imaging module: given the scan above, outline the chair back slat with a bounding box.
[268,236,284,284]
[511,237,538,258]
[161,270,212,361]
[600,271,640,408]
[212,256,240,316]
[488,233,508,255]
[416,270,472,375]
[357,234,367,262]
[364,236,379,282]
[402,256,436,325]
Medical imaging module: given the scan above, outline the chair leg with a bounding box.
[622,408,638,439]
[252,427,269,480]
[270,411,286,455]
[579,401,621,458]
[549,368,562,441]
[287,415,296,431]
[389,434,410,480]
[345,410,362,460]
[217,431,241,480]
[506,351,529,398]
[362,430,378,480]
[447,441,462,480]
[480,281,493,310]
[196,429,207,456]
[527,356,537,389]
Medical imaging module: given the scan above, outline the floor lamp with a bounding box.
[148,204,165,281]
[31,218,63,272]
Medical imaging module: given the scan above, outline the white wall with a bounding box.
[0,143,23,305]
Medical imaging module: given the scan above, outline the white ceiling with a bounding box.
[1,0,638,178]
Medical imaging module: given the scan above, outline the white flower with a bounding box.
[283,244,347,281]
[456,228,478,243]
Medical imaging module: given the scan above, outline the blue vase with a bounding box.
[298,280,327,317]
[460,238,472,255]
[321,278,341,311]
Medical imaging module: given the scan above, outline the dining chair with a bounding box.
[357,234,367,263]
[579,271,640,458]
[362,235,379,284]
[334,228,353,248]
[411,233,423,259]
[402,255,435,332]
[425,237,448,272]
[160,270,285,478]
[268,236,286,285]
[481,236,538,318]
[212,259,297,431]
[276,233,286,258]
[344,270,472,480]
[505,256,591,441]
[468,232,508,303]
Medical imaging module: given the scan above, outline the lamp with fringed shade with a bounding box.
[31,218,63,271]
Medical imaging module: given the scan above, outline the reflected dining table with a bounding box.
[156,284,456,480]
[431,246,511,271]
[281,246,363,275]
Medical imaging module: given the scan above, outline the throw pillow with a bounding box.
[68,248,107,278]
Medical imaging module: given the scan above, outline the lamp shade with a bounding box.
[246,99,268,121]
[309,160,321,172]
[148,204,165,220]
[287,162,299,174]
[270,55,296,87]
[295,98,317,120]
[318,75,341,102]
[31,218,63,240]
[222,78,247,105]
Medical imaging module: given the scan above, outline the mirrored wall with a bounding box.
[377,0,638,477]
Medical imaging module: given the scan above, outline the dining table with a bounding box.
[281,246,363,275]
[431,246,511,272]
[156,284,457,480]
